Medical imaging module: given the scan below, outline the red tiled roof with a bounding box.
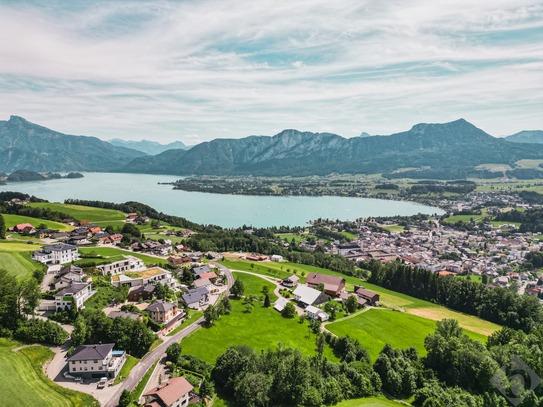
[199,272,217,279]
[143,376,193,406]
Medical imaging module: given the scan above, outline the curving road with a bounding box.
[103,261,233,407]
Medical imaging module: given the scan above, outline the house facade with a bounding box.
[97,255,146,276]
[66,343,126,379]
[55,282,93,310]
[51,265,86,290]
[32,243,80,265]
[181,287,210,309]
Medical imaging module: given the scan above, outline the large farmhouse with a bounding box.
[305,273,345,296]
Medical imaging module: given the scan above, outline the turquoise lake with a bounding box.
[1,173,444,228]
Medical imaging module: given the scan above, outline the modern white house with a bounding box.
[97,255,146,276]
[54,282,94,310]
[66,343,126,379]
[32,243,80,265]
[51,265,86,290]
[110,267,181,292]
[271,254,284,262]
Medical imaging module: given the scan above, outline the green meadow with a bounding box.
[231,271,279,302]
[26,202,126,222]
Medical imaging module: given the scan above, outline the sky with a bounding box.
[0,0,542,145]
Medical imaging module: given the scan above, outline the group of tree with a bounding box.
[495,208,543,233]
[365,259,543,332]
[0,269,68,345]
[70,308,156,357]
[203,297,232,325]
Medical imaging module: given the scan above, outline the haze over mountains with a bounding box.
[505,130,543,144]
[2,115,543,178]
[108,139,192,155]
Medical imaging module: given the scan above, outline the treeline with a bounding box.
[0,203,77,224]
[64,199,211,232]
[375,183,399,190]
[212,339,381,406]
[70,308,156,358]
[495,208,543,233]
[311,227,349,242]
[383,167,497,180]
[366,260,543,332]
[408,184,476,195]
[0,191,46,202]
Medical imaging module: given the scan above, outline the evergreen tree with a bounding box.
[264,294,270,308]
[71,314,87,347]
[0,214,5,239]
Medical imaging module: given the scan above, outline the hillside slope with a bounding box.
[108,138,191,155]
[116,119,543,176]
[505,130,543,144]
[0,116,146,172]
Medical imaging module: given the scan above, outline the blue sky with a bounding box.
[0,0,542,144]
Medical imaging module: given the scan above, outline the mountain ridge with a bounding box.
[505,130,543,144]
[107,138,192,155]
[0,116,146,173]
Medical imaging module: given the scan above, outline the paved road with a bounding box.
[103,261,233,407]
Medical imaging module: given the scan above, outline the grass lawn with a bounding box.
[0,339,98,407]
[339,231,358,240]
[2,214,72,231]
[132,360,158,401]
[73,254,127,266]
[85,282,117,310]
[78,247,163,266]
[382,225,405,233]
[113,355,140,385]
[148,339,164,354]
[326,309,487,362]
[0,240,43,252]
[232,272,278,302]
[167,311,205,336]
[181,300,339,363]
[457,275,483,283]
[26,203,126,222]
[0,251,40,279]
[220,259,501,336]
[144,233,186,245]
[276,233,307,243]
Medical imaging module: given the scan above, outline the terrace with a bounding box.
[111,268,164,282]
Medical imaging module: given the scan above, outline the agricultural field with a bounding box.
[0,339,98,407]
[0,251,40,279]
[0,241,43,252]
[78,247,163,266]
[26,202,126,222]
[3,214,72,231]
[231,272,278,302]
[181,300,338,363]
[326,309,487,361]
[382,225,405,233]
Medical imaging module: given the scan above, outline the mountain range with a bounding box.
[116,119,543,177]
[0,116,146,173]
[107,138,192,155]
[505,130,543,144]
[2,115,543,178]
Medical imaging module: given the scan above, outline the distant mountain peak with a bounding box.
[359,132,371,138]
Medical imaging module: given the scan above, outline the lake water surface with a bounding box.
[1,173,444,228]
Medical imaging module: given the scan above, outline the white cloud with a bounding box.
[0,0,541,140]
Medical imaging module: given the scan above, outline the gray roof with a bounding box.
[67,343,115,362]
[108,310,141,320]
[130,285,156,294]
[44,243,77,252]
[56,283,89,296]
[146,300,176,312]
[181,287,209,304]
[59,265,83,276]
[193,266,211,275]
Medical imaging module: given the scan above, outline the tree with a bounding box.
[309,319,321,334]
[481,274,488,284]
[345,295,359,313]
[263,294,270,308]
[281,302,296,318]
[218,296,232,315]
[21,278,41,317]
[121,222,141,238]
[153,282,167,300]
[71,314,87,347]
[166,342,183,364]
[243,296,255,313]
[0,214,5,239]
[199,379,215,398]
[37,223,48,231]
[204,304,218,325]
[316,283,325,292]
[262,285,269,295]
[230,278,245,298]
[301,271,305,277]
[118,389,132,407]
[316,333,326,360]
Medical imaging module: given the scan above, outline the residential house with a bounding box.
[51,265,86,290]
[197,271,218,280]
[353,286,380,305]
[146,300,184,331]
[127,285,156,302]
[292,285,329,308]
[339,291,367,308]
[337,242,360,255]
[143,376,196,407]
[282,275,300,287]
[35,229,58,238]
[110,267,180,292]
[66,343,126,379]
[91,232,111,243]
[52,232,69,240]
[126,213,137,221]
[274,297,288,312]
[180,287,210,309]
[305,305,329,321]
[168,256,191,267]
[193,266,211,276]
[107,234,124,244]
[97,255,146,276]
[188,252,203,261]
[271,254,284,262]
[305,273,345,296]
[55,282,93,310]
[32,243,80,264]
[193,278,219,293]
[67,235,90,245]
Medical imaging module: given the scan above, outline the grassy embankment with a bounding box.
[0,339,99,407]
